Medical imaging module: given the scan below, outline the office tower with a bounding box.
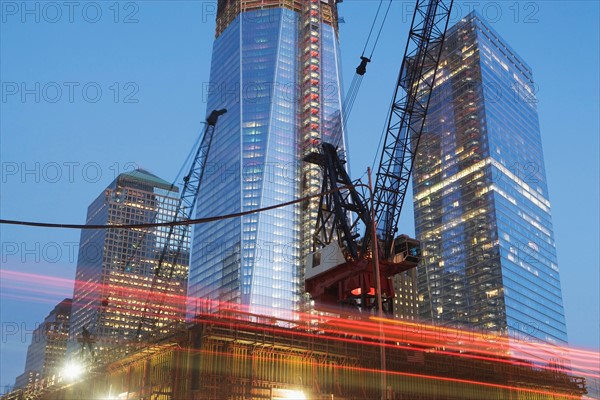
[15,299,71,389]
[189,1,346,320]
[68,169,188,359]
[412,12,568,345]
[392,270,418,321]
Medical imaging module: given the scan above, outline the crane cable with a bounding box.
[361,0,393,60]
[336,0,393,149]
[366,0,393,60]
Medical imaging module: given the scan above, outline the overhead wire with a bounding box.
[76,121,209,349]
[0,185,360,231]
[135,119,215,339]
[3,1,397,234]
[114,121,206,273]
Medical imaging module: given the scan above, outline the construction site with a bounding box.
[2,305,588,400]
[2,1,597,399]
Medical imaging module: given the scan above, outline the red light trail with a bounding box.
[2,269,598,382]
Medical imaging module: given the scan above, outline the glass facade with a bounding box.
[15,299,71,388]
[189,2,346,320]
[413,12,568,345]
[68,170,189,360]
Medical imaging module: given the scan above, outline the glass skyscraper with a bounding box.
[413,12,568,345]
[15,298,71,389]
[189,1,346,320]
[68,170,189,359]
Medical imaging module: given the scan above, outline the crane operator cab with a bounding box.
[389,234,421,268]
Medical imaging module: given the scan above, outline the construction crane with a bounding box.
[134,108,227,338]
[304,0,453,313]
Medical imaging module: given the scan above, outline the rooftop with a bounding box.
[118,169,177,192]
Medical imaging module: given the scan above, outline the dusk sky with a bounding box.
[1,0,598,390]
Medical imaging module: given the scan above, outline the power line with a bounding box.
[0,185,361,231]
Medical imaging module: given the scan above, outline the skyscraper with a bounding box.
[68,169,189,359]
[189,0,346,320]
[412,12,568,345]
[15,299,71,389]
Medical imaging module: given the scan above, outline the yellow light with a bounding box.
[62,361,84,380]
[271,388,307,399]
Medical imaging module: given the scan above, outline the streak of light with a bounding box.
[162,346,584,400]
[2,269,598,379]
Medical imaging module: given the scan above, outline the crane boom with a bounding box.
[136,109,226,338]
[370,0,453,259]
[305,0,453,312]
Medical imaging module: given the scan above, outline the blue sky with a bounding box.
[1,0,598,390]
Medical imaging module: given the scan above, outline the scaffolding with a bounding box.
[215,0,338,38]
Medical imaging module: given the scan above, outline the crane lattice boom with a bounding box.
[305,0,453,312]
[136,109,226,338]
[371,0,453,259]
